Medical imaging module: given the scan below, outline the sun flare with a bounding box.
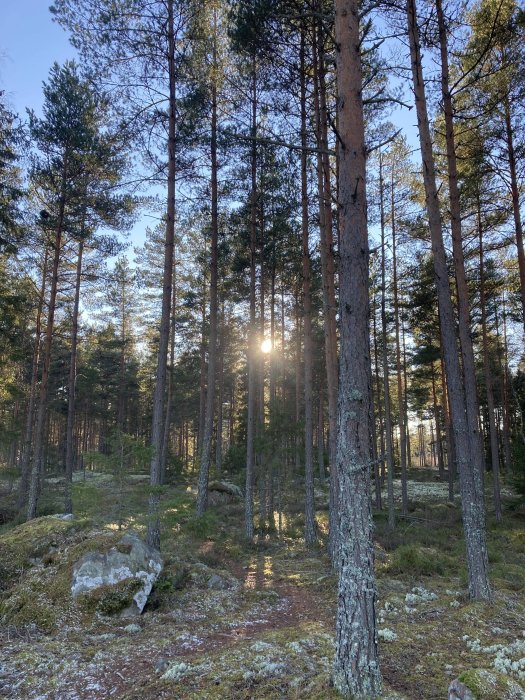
[260,338,272,354]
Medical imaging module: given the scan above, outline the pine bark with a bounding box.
[300,30,316,547]
[478,201,502,522]
[147,0,176,550]
[379,155,396,528]
[407,0,491,600]
[64,236,84,514]
[333,0,382,695]
[27,157,68,520]
[197,28,219,515]
[245,60,257,541]
[312,22,339,558]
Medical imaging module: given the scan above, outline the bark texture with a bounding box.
[407,0,491,600]
[333,0,381,695]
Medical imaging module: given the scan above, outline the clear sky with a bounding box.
[0,1,77,117]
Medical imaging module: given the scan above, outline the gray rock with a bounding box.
[155,658,169,674]
[71,531,163,615]
[449,680,476,700]
[207,571,239,590]
[208,480,242,500]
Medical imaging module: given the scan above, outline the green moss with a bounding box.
[387,544,449,576]
[458,668,524,700]
[0,515,90,591]
[78,577,142,616]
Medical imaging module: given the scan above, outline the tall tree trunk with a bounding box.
[300,30,316,546]
[245,58,257,541]
[147,0,176,550]
[64,236,84,514]
[407,0,491,600]
[503,98,525,331]
[333,0,382,695]
[197,22,219,514]
[312,20,339,558]
[160,255,176,483]
[391,166,408,504]
[379,155,396,528]
[215,302,224,475]
[478,199,503,522]
[18,245,49,511]
[431,362,445,479]
[27,156,68,520]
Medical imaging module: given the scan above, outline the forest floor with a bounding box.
[0,471,525,699]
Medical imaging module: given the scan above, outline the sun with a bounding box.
[260,338,272,354]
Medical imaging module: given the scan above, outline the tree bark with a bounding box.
[245,58,257,541]
[333,0,382,695]
[147,0,176,550]
[407,0,491,600]
[379,155,396,528]
[18,245,49,511]
[197,18,219,514]
[312,20,339,559]
[300,29,316,547]
[478,199,502,522]
[64,236,84,514]
[27,155,68,520]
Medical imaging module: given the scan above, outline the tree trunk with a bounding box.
[197,22,219,514]
[478,199,502,522]
[18,245,49,511]
[160,254,177,483]
[27,155,68,520]
[333,0,382,695]
[64,236,84,514]
[312,20,339,558]
[147,0,176,550]
[300,30,316,546]
[407,0,491,600]
[391,166,408,504]
[379,155,396,528]
[245,58,257,541]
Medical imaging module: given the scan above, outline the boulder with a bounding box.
[449,670,525,700]
[71,531,162,616]
[208,481,242,500]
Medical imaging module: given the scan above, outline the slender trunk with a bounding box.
[300,31,316,546]
[431,362,445,480]
[317,389,326,482]
[197,24,219,514]
[478,200,502,522]
[147,0,176,550]
[215,303,224,475]
[379,155,396,527]
[391,169,407,500]
[502,99,525,331]
[408,0,491,600]
[312,22,339,558]
[18,246,49,511]
[245,58,257,541]
[64,236,84,514]
[27,156,68,520]
[333,0,382,695]
[160,256,176,483]
[373,296,386,484]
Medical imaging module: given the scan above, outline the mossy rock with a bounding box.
[77,577,143,616]
[0,515,90,590]
[457,668,525,700]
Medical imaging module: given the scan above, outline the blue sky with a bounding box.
[0,1,77,117]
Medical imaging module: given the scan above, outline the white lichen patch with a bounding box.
[463,632,525,681]
[378,628,398,642]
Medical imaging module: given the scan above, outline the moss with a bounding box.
[458,668,524,700]
[0,515,90,590]
[78,577,143,616]
[387,544,449,576]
